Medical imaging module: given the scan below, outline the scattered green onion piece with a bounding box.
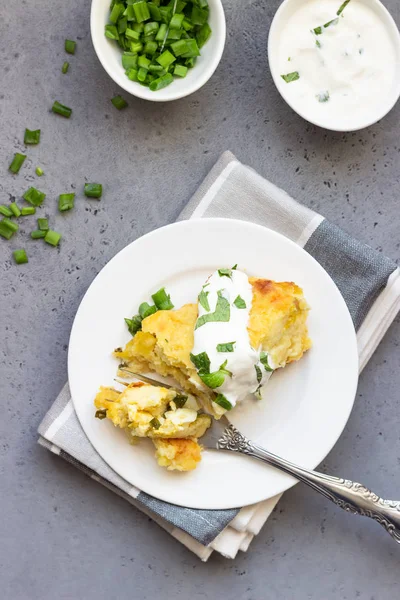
[218,268,232,278]
[126,27,141,41]
[324,18,339,28]
[170,13,185,28]
[156,50,176,68]
[111,95,128,109]
[13,249,28,265]
[144,40,158,55]
[214,394,232,411]
[0,222,14,239]
[109,3,124,23]
[122,52,138,69]
[9,153,26,174]
[233,295,246,309]
[149,72,174,90]
[23,187,46,207]
[21,206,36,216]
[195,291,230,329]
[260,352,274,372]
[137,67,148,82]
[24,128,41,145]
[105,24,119,39]
[150,417,161,429]
[44,230,62,246]
[138,55,151,69]
[52,101,72,118]
[185,57,196,68]
[190,351,211,373]
[0,205,13,217]
[65,39,77,54]
[191,5,208,26]
[182,18,193,31]
[172,395,187,409]
[198,289,210,311]
[31,230,46,239]
[155,23,168,41]
[181,39,200,58]
[139,302,158,319]
[148,2,162,20]
[313,26,322,35]
[84,183,103,199]
[2,218,19,233]
[216,342,235,353]
[37,218,49,231]
[281,71,300,83]
[118,17,128,33]
[317,91,330,103]
[148,64,164,73]
[144,21,159,36]
[337,0,351,15]
[62,61,70,74]
[126,68,139,81]
[133,1,151,23]
[130,41,143,53]
[151,287,174,310]
[125,315,143,336]
[95,409,108,420]
[58,193,75,212]
[9,202,21,217]
[196,23,211,48]
[36,167,44,176]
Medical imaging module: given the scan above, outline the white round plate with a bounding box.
[68,219,358,509]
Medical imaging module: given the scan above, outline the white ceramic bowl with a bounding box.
[268,0,400,132]
[90,0,226,101]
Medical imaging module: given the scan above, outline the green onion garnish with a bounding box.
[260,352,273,372]
[31,230,46,239]
[281,71,300,83]
[2,218,19,233]
[255,364,262,384]
[125,315,143,336]
[233,295,246,309]
[198,289,210,311]
[214,394,232,411]
[0,221,14,239]
[9,153,26,174]
[172,395,187,409]
[35,167,44,176]
[218,268,232,278]
[65,39,77,54]
[52,101,72,118]
[0,206,13,217]
[313,26,322,35]
[23,187,46,207]
[62,61,70,74]
[58,193,75,212]
[216,342,235,353]
[9,202,21,218]
[317,91,330,103]
[111,95,128,110]
[21,207,36,216]
[44,230,62,246]
[84,183,103,199]
[139,302,158,319]
[337,0,351,16]
[24,129,41,145]
[150,417,161,429]
[151,287,174,310]
[13,249,28,265]
[95,409,108,420]
[199,370,225,389]
[37,218,49,231]
[190,351,211,374]
[324,18,339,28]
[195,291,230,329]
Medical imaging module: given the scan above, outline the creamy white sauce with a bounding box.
[277,0,398,129]
[191,269,271,409]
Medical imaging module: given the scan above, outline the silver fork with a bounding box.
[118,369,400,543]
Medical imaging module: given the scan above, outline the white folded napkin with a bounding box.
[38,151,400,560]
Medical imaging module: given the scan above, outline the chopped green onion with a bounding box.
[58,193,75,212]
[255,364,262,384]
[180,38,200,58]
[84,183,103,199]
[0,221,14,239]
[0,205,13,217]
[31,230,46,239]
[24,128,41,145]
[281,71,300,83]
[125,315,142,336]
[214,394,232,411]
[155,23,168,41]
[337,0,351,15]
[151,287,174,310]
[144,40,158,55]
[218,268,232,278]
[139,302,158,319]
[195,291,230,329]
[2,218,19,233]
[133,1,151,23]
[196,23,211,48]
[105,24,119,39]
[317,91,330,103]
[191,5,208,25]
[23,187,46,207]
[118,16,128,33]
[156,50,176,68]
[190,351,211,373]
[216,342,235,353]
[313,26,322,35]
[126,68,139,81]
[137,67,148,82]
[52,101,72,118]
[233,295,246,309]
[172,395,187,408]
[110,3,124,23]
[260,352,274,372]
[13,249,28,265]
[37,218,49,231]
[44,230,62,246]
[9,202,21,217]
[9,153,26,174]
[65,39,76,54]
[170,13,184,28]
[126,27,141,41]
[62,61,69,74]
[150,417,161,429]
[122,52,138,69]
[138,54,151,69]
[199,369,225,389]
[21,206,36,216]
[149,72,173,91]
[95,409,108,420]
[198,289,210,311]
[324,18,339,28]
[111,95,128,109]
[36,167,44,176]
[144,21,159,35]
[148,2,162,20]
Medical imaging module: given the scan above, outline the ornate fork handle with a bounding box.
[219,425,400,543]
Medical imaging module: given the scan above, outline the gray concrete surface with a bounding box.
[1,0,399,598]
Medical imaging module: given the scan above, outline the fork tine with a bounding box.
[117,367,174,389]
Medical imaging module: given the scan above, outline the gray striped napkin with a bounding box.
[38,151,400,561]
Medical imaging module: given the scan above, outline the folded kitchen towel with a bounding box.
[38,151,400,561]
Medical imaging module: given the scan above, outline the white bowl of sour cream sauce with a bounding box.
[268,0,400,131]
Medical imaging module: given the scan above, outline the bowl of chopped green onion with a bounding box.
[91,0,226,101]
